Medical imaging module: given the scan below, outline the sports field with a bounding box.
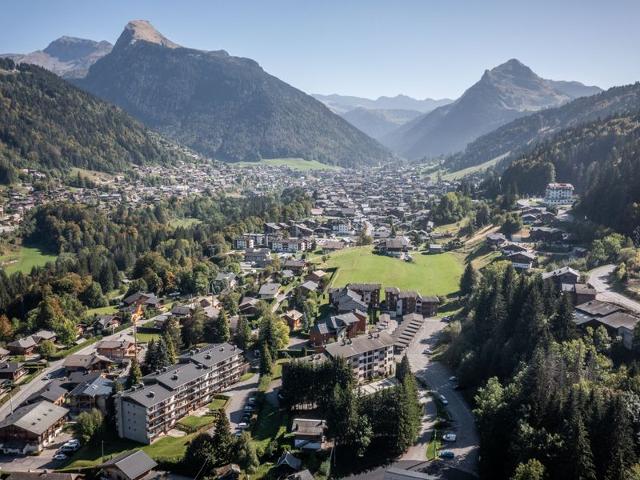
[321,246,463,297]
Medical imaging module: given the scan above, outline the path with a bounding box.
[589,265,640,314]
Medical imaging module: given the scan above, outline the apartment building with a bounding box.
[115,343,246,444]
[544,183,574,205]
[324,332,395,383]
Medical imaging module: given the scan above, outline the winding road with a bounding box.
[588,265,640,314]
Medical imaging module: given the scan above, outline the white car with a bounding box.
[53,453,67,461]
[439,394,449,405]
[442,432,457,442]
[63,439,81,448]
[237,422,248,429]
[449,376,458,383]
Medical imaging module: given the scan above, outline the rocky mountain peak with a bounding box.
[114,20,180,50]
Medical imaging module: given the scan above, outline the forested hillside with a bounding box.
[446,82,640,172]
[500,112,640,234]
[0,58,179,179]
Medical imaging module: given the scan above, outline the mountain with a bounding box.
[499,110,640,235]
[75,20,392,167]
[312,93,452,114]
[1,36,112,78]
[0,57,179,180]
[382,59,602,160]
[341,108,423,140]
[445,82,640,172]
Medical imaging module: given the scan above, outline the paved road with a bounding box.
[403,318,479,476]
[589,265,640,314]
[0,326,135,421]
[220,372,259,430]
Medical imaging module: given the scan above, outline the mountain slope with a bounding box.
[76,20,392,167]
[499,111,640,234]
[446,82,640,172]
[0,58,179,177]
[382,59,601,160]
[312,93,452,114]
[1,36,112,78]
[341,107,422,140]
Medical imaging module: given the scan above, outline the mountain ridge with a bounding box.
[382,59,601,160]
[75,20,392,167]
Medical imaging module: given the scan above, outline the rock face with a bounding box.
[75,20,392,167]
[1,36,112,78]
[382,59,602,160]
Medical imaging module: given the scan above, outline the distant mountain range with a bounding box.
[340,108,423,140]
[445,82,640,172]
[1,36,112,78]
[0,57,179,178]
[312,93,452,114]
[71,20,391,167]
[382,59,602,160]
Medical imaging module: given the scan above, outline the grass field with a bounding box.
[0,246,57,274]
[169,217,202,228]
[135,332,161,343]
[320,247,463,297]
[233,158,341,171]
[85,305,118,317]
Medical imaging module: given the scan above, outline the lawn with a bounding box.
[251,401,289,455]
[0,246,57,274]
[233,158,341,171]
[177,414,216,432]
[208,395,230,411]
[135,332,161,343]
[85,304,118,317]
[320,247,463,297]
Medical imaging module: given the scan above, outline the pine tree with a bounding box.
[565,407,597,480]
[163,332,177,364]
[183,433,216,476]
[234,432,259,474]
[460,262,478,296]
[260,342,273,375]
[234,315,251,350]
[211,412,233,466]
[126,357,143,389]
[552,294,577,342]
[163,315,182,351]
[144,339,158,372]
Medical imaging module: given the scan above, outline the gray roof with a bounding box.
[102,449,157,480]
[8,337,36,349]
[325,332,395,359]
[576,300,623,317]
[70,376,113,398]
[0,400,68,435]
[259,283,281,296]
[26,380,68,404]
[63,353,113,369]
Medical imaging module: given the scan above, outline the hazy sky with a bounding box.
[1,0,639,99]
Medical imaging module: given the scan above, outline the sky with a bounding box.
[1,0,639,100]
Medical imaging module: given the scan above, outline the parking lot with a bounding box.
[0,431,74,472]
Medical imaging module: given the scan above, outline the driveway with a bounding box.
[0,430,73,471]
[402,318,479,476]
[589,265,640,314]
[220,372,260,430]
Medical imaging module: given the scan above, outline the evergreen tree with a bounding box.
[260,342,273,375]
[234,432,259,474]
[211,412,233,466]
[182,433,216,477]
[162,316,182,351]
[460,262,478,297]
[234,316,251,350]
[512,459,545,480]
[552,294,577,342]
[564,407,597,480]
[126,357,143,388]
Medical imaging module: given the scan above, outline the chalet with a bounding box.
[501,242,529,255]
[0,400,68,454]
[7,337,37,356]
[346,283,381,308]
[0,347,9,361]
[258,283,281,300]
[291,418,326,450]
[214,272,237,291]
[542,267,580,287]
[309,311,367,348]
[68,376,114,414]
[317,239,345,253]
[429,244,444,253]
[0,361,26,382]
[283,310,304,331]
[283,259,308,275]
[308,270,328,283]
[123,292,160,308]
[32,330,56,343]
[486,233,507,246]
[239,297,260,317]
[100,450,158,480]
[529,227,565,243]
[24,380,68,406]
[244,248,271,268]
[63,353,114,374]
[385,288,439,317]
[5,472,84,480]
[96,336,137,361]
[378,236,411,255]
[507,251,536,270]
[298,280,319,295]
[95,315,121,333]
[574,300,624,327]
[329,288,368,313]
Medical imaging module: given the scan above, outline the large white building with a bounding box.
[324,332,395,383]
[114,343,245,444]
[544,183,574,205]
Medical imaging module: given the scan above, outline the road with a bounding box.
[403,317,479,476]
[0,326,135,421]
[588,265,640,314]
[221,372,260,430]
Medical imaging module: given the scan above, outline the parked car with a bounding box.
[244,405,254,412]
[439,450,455,459]
[449,376,458,383]
[423,348,432,355]
[248,397,256,404]
[439,394,448,405]
[442,432,457,442]
[53,453,68,461]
